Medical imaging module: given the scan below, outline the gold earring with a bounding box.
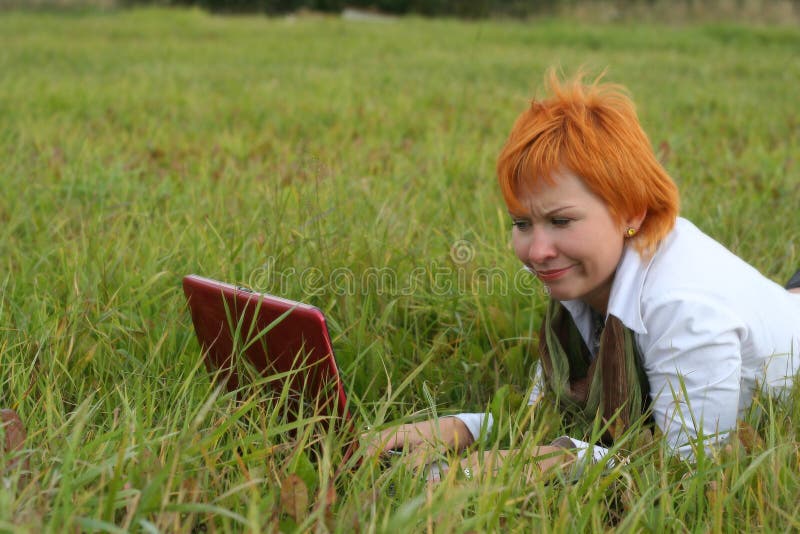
[626,227,637,237]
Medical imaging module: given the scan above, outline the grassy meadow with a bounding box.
[1,7,800,531]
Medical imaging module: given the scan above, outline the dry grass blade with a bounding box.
[280,473,309,523]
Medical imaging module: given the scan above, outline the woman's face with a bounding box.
[511,169,636,314]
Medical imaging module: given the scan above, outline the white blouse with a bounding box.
[456,218,800,458]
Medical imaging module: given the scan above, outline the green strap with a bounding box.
[540,299,650,441]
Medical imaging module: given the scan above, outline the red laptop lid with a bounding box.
[182,275,349,424]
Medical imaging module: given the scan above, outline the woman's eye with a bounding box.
[512,219,530,230]
[551,218,571,227]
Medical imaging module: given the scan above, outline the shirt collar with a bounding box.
[560,243,654,336]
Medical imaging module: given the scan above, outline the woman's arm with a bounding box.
[640,293,745,458]
[456,446,575,483]
[365,420,605,482]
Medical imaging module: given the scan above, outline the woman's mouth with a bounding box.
[534,265,574,281]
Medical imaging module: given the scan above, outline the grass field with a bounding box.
[1,7,799,531]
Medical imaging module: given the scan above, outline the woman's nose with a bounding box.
[527,227,557,265]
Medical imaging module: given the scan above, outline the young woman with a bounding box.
[367,72,800,477]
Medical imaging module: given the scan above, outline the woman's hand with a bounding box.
[362,417,474,461]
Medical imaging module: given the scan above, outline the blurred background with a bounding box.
[3,0,800,24]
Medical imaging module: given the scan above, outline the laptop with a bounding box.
[183,274,454,478]
[182,274,351,432]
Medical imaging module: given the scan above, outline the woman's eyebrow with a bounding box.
[508,205,576,219]
[544,205,576,216]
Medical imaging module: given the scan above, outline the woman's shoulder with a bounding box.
[611,217,800,342]
[610,218,756,328]
[655,217,744,268]
[637,218,800,344]
[643,217,774,302]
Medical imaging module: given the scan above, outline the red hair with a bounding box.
[497,70,679,257]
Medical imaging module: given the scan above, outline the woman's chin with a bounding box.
[544,282,586,303]
[544,286,572,301]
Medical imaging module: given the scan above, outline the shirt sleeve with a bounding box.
[639,293,746,459]
[451,413,493,442]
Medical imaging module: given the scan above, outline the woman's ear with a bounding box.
[625,210,647,232]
